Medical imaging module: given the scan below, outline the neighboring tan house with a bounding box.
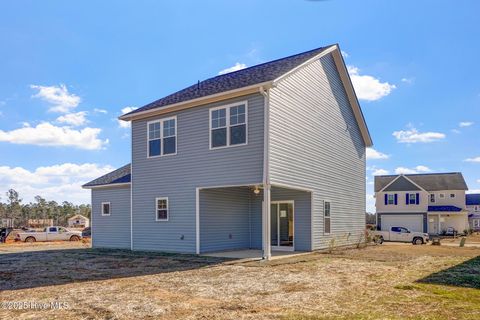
[466,194,480,231]
[67,214,90,228]
[83,44,372,259]
[28,219,54,228]
[374,173,469,234]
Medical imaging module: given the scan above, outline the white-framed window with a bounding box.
[449,193,456,198]
[210,102,247,149]
[409,193,417,205]
[101,202,111,216]
[387,194,395,205]
[324,201,331,234]
[439,193,445,199]
[155,197,169,221]
[148,116,177,157]
[430,194,435,203]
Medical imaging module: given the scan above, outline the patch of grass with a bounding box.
[394,284,420,290]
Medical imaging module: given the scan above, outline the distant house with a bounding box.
[68,214,90,228]
[1,218,14,228]
[83,44,372,259]
[466,194,480,231]
[374,173,469,234]
[28,219,54,228]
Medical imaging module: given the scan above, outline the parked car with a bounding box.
[373,227,429,245]
[82,227,91,238]
[444,227,458,237]
[15,226,82,242]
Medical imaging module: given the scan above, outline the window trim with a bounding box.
[209,101,248,150]
[147,116,177,158]
[387,194,395,205]
[409,193,417,205]
[155,197,169,222]
[323,200,331,235]
[101,202,111,216]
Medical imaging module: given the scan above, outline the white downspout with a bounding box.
[260,87,271,260]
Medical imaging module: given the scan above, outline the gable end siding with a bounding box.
[269,52,366,250]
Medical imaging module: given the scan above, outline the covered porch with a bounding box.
[196,184,312,259]
[427,206,469,235]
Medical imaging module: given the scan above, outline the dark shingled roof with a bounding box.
[466,194,480,206]
[82,164,131,187]
[374,173,468,192]
[122,45,332,117]
[428,205,463,212]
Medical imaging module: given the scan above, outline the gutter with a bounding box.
[260,86,271,260]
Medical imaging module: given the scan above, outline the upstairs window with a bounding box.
[156,197,169,221]
[210,102,247,149]
[409,193,417,205]
[102,202,111,216]
[385,194,397,205]
[430,194,435,203]
[388,194,395,205]
[450,193,456,198]
[148,117,177,157]
[324,201,331,234]
[439,193,445,199]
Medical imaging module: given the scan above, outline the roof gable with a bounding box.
[383,176,421,192]
[375,172,468,192]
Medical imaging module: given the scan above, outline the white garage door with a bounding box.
[381,214,423,232]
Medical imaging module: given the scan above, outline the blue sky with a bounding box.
[0,0,479,209]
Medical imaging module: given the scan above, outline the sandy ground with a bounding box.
[0,241,479,320]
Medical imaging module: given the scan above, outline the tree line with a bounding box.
[0,189,91,228]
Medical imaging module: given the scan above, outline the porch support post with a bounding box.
[262,184,271,260]
[437,213,441,235]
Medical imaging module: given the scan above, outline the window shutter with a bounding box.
[406,193,409,205]
[394,194,398,205]
[416,193,420,205]
[384,194,388,205]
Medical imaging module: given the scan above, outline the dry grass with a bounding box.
[0,242,479,319]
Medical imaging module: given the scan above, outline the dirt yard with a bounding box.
[0,242,479,320]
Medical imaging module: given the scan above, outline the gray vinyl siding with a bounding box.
[131,93,264,253]
[199,188,250,253]
[91,186,131,249]
[269,53,366,250]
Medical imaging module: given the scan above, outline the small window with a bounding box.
[324,201,331,234]
[449,193,455,199]
[49,227,57,232]
[430,194,435,203]
[387,194,395,205]
[409,193,417,205]
[210,102,247,149]
[439,193,445,199]
[400,227,409,233]
[102,202,111,216]
[391,227,401,233]
[156,197,169,221]
[58,227,67,233]
[148,117,176,157]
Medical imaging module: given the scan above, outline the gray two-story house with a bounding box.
[83,44,372,259]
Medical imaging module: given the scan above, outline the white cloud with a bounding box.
[0,122,108,150]
[56,111,88,126]
[366,193,375,213]
[392,127,446,143]
[401,77,414,84]
[30,84,81,113]
[118,106,137,128]
[394,165,431,174]
[341,50,349,58]
[467,189,480,194]
[94,108,108,114]
[372,168,389,176]
[218,62,247,75]
[347,65,396,101]
[366,147,389,160]
[477,179,480,183]
[0,163,114,204]
[459,121,474,127]
[465,157,480,163]
[451,129,461,134]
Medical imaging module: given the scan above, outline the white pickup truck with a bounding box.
[373,227,429,245]
[16,226,82,242]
